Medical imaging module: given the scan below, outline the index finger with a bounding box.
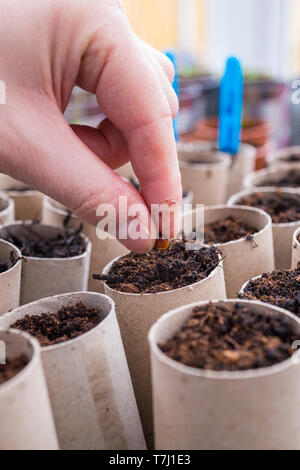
[95,31,182,237]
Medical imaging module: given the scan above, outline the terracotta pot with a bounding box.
[0,240,22,315]
[194,116,271,147]
[227,188,300,269]
[42,197,128,293]
[187,116,272,170]
[149,299,300,450]
[0,329,58,449]
[292,227,300,269]
[0,292,146,450]
[0,175,43,221]
[101,249,226,445]
[0,222,91,304]
[202,205,274,297]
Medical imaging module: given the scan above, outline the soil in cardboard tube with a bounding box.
[258,170,300,188]
[160,301,298,371]
[237,191,300,224]
[12,302,105,347]
[279,154,300,163]
[2,223,85,258]
[96,240,220,294]
[0,251,18,274]
[239,268,300,317]
[204,216,257,244]
[0,354,29,385]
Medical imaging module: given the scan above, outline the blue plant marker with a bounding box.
[165,50,179,141]
[218,57,243,155]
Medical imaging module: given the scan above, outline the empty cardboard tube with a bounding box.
[227,188,300,269]
[0,174,43,221]
[0,222,91,304]
[0,239,22,315]
[0,329,58,449]
[0,292,146,450]
[101,251,226,444]
[244,163,300,191]
[177,141,231,205]
[149,299,300,450]
[42,196,128,293]
[292,227,300,269]
[202,205,274,297]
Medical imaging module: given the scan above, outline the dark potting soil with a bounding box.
[204,216,257,244]
[159,301,298,371]
[258,171,300,188]
[237,191,300,224]
[279,154,300,163]
[0,354,29,385]
[239,268,300,317]
[95,240,220,294]
[7,187,34,192]
[0,251,18,274]
[12,302,105,347]
[186,159,216,165]
[2,224,85,258]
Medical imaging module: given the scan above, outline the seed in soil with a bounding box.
[0,354,29,385]
[204,216,257,244]
[11,302,105,347]
[1,223,85,258]
[239,268,300,317]
[159,301,298,371]
[258,170,300,188]
[237,191,300,224]
[94,240,220,294]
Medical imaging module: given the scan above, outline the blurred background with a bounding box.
[65,0,300,168]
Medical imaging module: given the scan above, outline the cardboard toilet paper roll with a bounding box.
[177,141,231,205]
[0,192,15,225]
[267,145,300,167]
[0,222,91,304]
[244,163,300,191]
[101,251,226,444]
[292,227,300,269]
[149,299,300,450]
[0,240,22,315]
[0,292,146,450]
[202,205,274,297]
[227,143,256,197]
[0,174,43,221]
[227,188,300,269]
[0,329,58,450]
[42,197,128,292]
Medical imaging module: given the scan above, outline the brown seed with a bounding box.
[155,239,170,250]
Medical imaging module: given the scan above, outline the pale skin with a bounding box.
[0,0,182,252]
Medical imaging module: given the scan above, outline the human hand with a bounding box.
[0,0,181,251]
